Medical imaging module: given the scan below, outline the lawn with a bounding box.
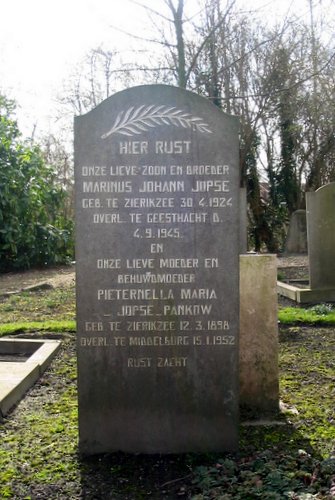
[0,283,334,498]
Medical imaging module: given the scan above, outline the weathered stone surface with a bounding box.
[306,182,335,290]
[284,209,307,254]
[240,254,279,415]
[239,187,248,253]
[74,85,240,454]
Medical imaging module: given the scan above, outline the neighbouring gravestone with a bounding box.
[74,84,240,454]
[284,209,307,254]
[306,182,335,290]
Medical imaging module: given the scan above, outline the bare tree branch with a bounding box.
[109,24,176,48]
[127,0,174,22]
[204,49,335,101]
[185,0,237,84]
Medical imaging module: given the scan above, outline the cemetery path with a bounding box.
[0,265,75,294]
[277,254,308,268]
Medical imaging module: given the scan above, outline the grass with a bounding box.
[0,320,76,337]
[1,325,334,498]
[279,305,335,325]
[0,287,75,323]
[0,286,76,337]
[279,327,335,456]
[1,285,335,334]
[0,284,335,497]
[0,339,80,498]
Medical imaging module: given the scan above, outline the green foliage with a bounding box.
[192,452,335,499]
[241,130,288,253]
[310,303,335,315]
[0,94,74,271]
[279,307,335,325]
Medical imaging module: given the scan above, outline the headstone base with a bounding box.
[277,281,335,304]
[79,412,238,455]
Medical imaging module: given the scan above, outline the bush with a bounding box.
[0,94,74,271]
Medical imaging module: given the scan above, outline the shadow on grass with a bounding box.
[78,419,328,499]
[79,450,194,499]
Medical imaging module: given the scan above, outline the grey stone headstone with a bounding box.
[74,84,240,454]
[284,209,307,254]
[306,182,335,289]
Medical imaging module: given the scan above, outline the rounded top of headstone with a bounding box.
[74,84,240,162]
[315,181,335,194]
[75,84,239,127]
[293,209,306,214]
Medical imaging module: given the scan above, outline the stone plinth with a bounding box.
[240,254,279,415]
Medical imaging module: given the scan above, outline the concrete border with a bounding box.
[0,338,61,417]
[277,280,335,304]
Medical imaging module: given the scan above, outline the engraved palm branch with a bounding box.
[101,104,212,138]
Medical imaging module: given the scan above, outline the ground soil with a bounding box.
[0,264,75,294]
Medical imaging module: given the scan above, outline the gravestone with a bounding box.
[74,84,240,454]
[284,209,307,254]
[278,182,335,302]
[306,182,335,289]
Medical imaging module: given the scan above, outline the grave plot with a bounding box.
[0,338,61,417]
[278,182,335,303]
